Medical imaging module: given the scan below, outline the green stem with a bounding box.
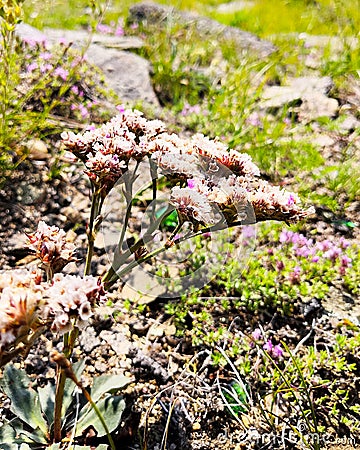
[149,157,158,222]
[53,327,78,443]
[104,219,222,288]
[0,26,14,142]
[85,187,102,276]
[102,204,174,285]
[53,351,116,450]
[117,161,140,254]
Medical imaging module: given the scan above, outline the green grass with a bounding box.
[211,0,360,37]
[24,0,360,37]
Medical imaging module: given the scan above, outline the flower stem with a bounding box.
[102,205,174,286]
[53,327,78,443]
[52,350,116,450]
[85,187,102,276]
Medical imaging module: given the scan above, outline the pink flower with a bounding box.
[40,64,53,73]
[54,67,69,81]
[252,328,262,340]
[263,339,273,352]
[263,339,283,359]
[115,26,125,36]
[26,62,38,73]
[39,52,52,61]
[272,344,283,359]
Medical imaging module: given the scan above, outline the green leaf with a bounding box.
[0,419,47,446]
[0,422,19,448]
[76,396,126,437]
[91,374,132,403]
[38,383,55,427]
[0,365,48,437]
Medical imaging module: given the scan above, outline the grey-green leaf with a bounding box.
[76,395,126,437]
[91,374,132,403]
[0,365,48,437]
[38,383,55,427]
[0,423,19,448]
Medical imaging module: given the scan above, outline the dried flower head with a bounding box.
[0,269,44,352]
[27,221,76,274]
[0,268,106,366]
[192,134,261,178]
[170,187,218,226]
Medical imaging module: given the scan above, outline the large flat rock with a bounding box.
[129,1,276,58]
[16,23,159,106]
[261,76,339,121]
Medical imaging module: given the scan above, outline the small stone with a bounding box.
[216,1,254,13]
[25,139,49,160]
[312,134,336,148]
[79,327,101,353]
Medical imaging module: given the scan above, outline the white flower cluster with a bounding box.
[44,273,105,334]
[61,109,166,193]
[0,269,105,358]
[62,109,314,225]
[27,220,76,273]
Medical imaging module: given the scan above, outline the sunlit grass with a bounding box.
[24,0,360,36]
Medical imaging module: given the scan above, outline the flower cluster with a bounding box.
[0,268,105,364]
[61,109,166,194]
[62,109,313,224]
[27,221,76,274]
[44,273,105,334]
[0,269,43,351]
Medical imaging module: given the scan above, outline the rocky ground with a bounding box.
[1,2,360,449]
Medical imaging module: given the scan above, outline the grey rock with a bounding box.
[16,23,159,106]
[17,23,144,50]
[43,27,144,50]
[312,134,336,148]
[129,2,276,58]
[99,330,132,355]
[299,96,339,122]
[15,22,48,43]
[86,44,158,105]
[338,115,360,134]
[261,76,339,121]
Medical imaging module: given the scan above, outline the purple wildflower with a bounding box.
[252,328,262,340]
[187,179,196,189]
[263,339,273,352]
[26,62,38,73]
[54,67,69,81]
[272,344,284,359]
